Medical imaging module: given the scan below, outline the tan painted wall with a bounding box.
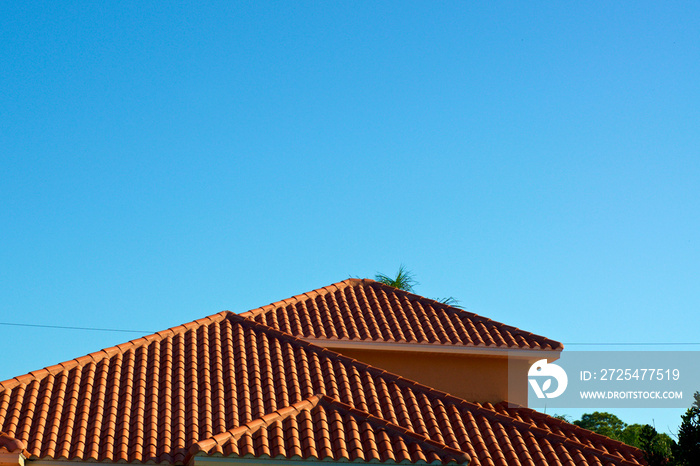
[330,347,531,406]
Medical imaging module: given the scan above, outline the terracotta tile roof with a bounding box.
[241,279,563,351]
[191,395,470,465]
[0,309,641,466]
[0,432,28,455]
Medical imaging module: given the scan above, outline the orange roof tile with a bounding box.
[191,395,470,465]
[241,279,563,351]
[0,303,641,466]
[0,432,28,455]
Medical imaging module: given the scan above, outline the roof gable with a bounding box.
[0,308,641,466]
[241,279,563,352]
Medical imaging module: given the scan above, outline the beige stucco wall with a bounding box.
[329,347,531,406]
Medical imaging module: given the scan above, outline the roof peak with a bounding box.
[240,278,371,319]
[241,278,563,351]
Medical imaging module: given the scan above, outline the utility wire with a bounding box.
[0,322,155,334]
[0,322,698,345]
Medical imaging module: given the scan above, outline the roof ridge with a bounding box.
[0,310,234,391]
[191,393,471,465]
[366,281,564,350]
[232,315,640,465]
[240,278,563,351]
[239,278,369,319]
[495,402,645,460]
[189,395,325,458]
[314,395,471,464]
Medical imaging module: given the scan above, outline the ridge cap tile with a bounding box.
[194,393,470,466]
[313,396,471,464]
[504,404,645,457]
[238,280,358,319]
[377,280,563,349]
[437,306,563,350]
[493,415,643,465]
[193,395,328,456]
[240,278,564,351]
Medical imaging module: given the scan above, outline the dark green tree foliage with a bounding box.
[573,412,672,463]
[620,423,644,446]
[638,425,672,466]
[574,412,627,439]
[673,406,700,466]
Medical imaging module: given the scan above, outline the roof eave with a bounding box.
[301,338,562,360]
[191,456,469,466]
[0,451,26,466]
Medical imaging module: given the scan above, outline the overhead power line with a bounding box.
[0,322,155,334]
[0,322,698,345]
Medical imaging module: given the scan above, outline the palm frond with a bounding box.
[435,296,464,308]
[375,265,418,292]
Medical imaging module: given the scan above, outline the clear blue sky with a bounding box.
[2,1,698,436]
